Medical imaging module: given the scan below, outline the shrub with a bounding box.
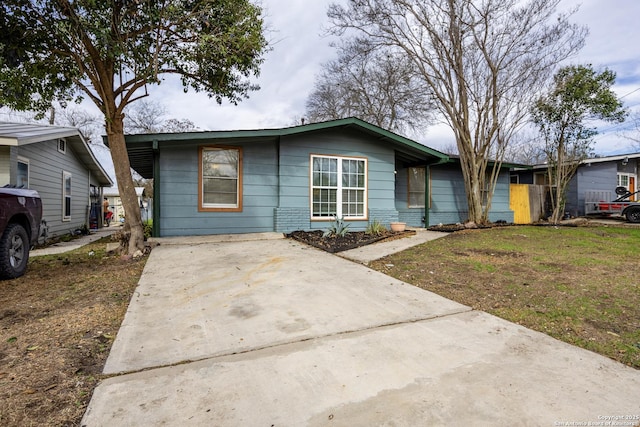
[366,219,386,236]
[323,217,350,238]
[143,220,153,239]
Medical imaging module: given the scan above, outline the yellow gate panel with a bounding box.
[510,184,531,224]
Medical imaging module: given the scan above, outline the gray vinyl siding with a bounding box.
[573,162,617,216]
[0,146,10,185]
[158,140,279,236]
[15,140,93,237]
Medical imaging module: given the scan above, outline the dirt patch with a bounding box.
[0,237,147,426]
[287,229,416,253]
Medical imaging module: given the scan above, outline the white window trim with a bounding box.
[58,138,67,154]
[63,171,72,221]
[17,156,30,188]
[617,172,637,200]
[310,154,368,220]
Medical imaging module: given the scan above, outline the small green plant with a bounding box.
[323,217,350,238]
[143,220,153,239]
[365,219,386,236]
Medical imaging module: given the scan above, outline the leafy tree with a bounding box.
[306,39,433,135]
[531,65,627,223]
[0,0,268,253]
[328,0,586,224]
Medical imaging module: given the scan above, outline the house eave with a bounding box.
[123,117,450,179]
[0,122,113,186]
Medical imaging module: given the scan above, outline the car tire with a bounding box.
[625,206,640,223]
[0,223,30,280]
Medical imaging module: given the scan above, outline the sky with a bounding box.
[5,0,639,156]
[154,0,640,156]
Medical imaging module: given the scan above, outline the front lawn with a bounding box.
[370,225,640,369]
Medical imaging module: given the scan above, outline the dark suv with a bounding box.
[0,188,42,279]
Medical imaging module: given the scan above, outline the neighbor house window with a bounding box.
[57,139,66,154]
[311,155,367,219]
[199,146,242,211]
[63,171,72,221]
[617,173,636,201]
[408,167,425,208]
[17,157,29,188]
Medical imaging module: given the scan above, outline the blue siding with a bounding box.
[155,128,408,236]
[158,140,278,236]
[154,127,517,235]
[428,164,514,225]
[394,166,425,227]
[275,128,398,232]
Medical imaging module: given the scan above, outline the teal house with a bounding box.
[124,118,514,237]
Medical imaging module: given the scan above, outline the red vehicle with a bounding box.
[0,188,42,279]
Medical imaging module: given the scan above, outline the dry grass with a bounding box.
[371,225,640,369]
[0,237,147,426]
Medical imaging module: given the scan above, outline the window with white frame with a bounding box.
[199,146,242,211]
[58,139,66,154]
[617,173,630,189]
[17,157,29,188]
[408,167,426,208]
[63,171,72,221]
[617,172,637,201]
[311,155,367,219]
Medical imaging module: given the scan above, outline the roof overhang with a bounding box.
[122,117,450,179]
[0,122,113,186]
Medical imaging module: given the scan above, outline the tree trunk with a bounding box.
[106,115,145,254]
[456,132,485,224]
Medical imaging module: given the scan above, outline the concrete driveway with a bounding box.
[82,232,640,426]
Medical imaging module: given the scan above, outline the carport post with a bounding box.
[152,139,160,238]
[424,165,430,227]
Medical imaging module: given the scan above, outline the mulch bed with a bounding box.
[286,229,416,253]
[427,221,512,232]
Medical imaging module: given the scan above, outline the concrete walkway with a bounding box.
[82,232,640,426]
[31,226,116,257]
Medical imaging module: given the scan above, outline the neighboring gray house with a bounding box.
[0,122,113,238]
[511,153,640,217]
[123,118,514,237]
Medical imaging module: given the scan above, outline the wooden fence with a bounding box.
[509,184,547,224]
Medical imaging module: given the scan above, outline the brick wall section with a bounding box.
[275,208,402,233]
[368,208,400,228]
[398,209,425,227]
[274,208,311,233]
